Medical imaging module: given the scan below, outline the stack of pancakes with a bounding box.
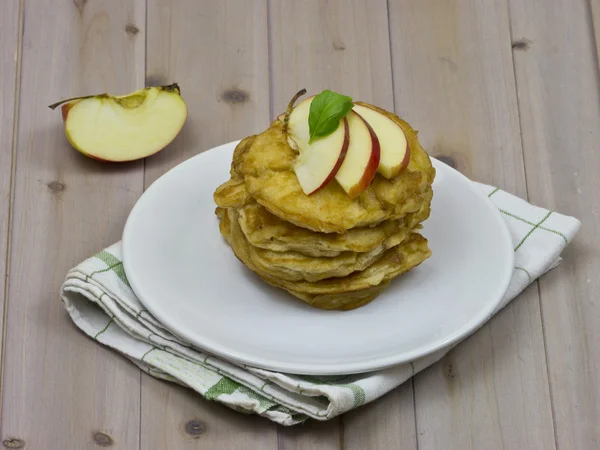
[214,103,435,310]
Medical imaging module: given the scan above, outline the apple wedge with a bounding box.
[50,84,187,162]
[352,103,409,178]
[287,97,350,195]
[334,110,381,199]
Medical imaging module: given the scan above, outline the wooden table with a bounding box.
[1,1,598,449]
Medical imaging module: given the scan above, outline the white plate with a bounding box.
[123,141,514,375]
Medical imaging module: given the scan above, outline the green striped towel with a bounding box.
[61,183,580,426]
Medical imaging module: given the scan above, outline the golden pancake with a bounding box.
[218,209,431,310]
[214,99,434,310]
[234,200,430,257]
[214,103,435,233]
[289,283,390,311]
[236,216,409,282]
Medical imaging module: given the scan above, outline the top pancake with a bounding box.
[214,102,435,233]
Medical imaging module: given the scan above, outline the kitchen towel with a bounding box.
[61,183,581,425]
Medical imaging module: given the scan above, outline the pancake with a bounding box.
[289,283,390,311]
[218,209,431,310]
[214,103,435,233]
[236,215,410,282]
[214,99,434,310]
[234,200,430,257]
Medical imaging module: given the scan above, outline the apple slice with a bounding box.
[334,110,380,199]
[50,84,187,162]
[352,103,409,178]
[287,97,350,195]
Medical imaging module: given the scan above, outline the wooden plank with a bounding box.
[508,0,600,447]
[387,1,556,448]
[141,382,277,450]
[140,1,277,448]
[0,0,145,448]
[276,419,341,450]
[144,0,271,185]
[268,1,410,448]
[343,383,417,450]
[268,0,395,114]
[0,0,21,392]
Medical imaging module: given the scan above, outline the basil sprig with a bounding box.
[308,90,353,144]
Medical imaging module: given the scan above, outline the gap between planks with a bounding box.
[504,0,559,447]
[0,0,25,429]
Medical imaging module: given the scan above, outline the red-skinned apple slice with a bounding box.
[335,110,381,199]
[49,84,187,162]
[352,103,409,178]
[287,97,350,195]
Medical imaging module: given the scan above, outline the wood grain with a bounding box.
[591,0,600,66]
[141,1,277,448]
[269,1,410,448]
[508,0,600,447]
[276,420,341,450]
[343,383,417,450]
[268,0,395,115]
[144,0,271,186]
[0,0,596,447]
[141,382,277,450]
[387,1,556,448]
[0,0,21,386]
[0,0,145,448]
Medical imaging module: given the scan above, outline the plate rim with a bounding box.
[123,140,515,374]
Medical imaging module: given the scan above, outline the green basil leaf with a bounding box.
[308,90,354,144]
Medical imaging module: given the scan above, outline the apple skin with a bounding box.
[56,85,187,163]
[380,136,410,178]
[61,100,82,121]
[62,116,183,164]
[345,111,381,199]
[395,143,410,175]
[307,117,350,195]
[353,102,411,178]
[285,93,351,196]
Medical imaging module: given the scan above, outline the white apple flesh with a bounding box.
[287,97,350,195]
[57,85,187,162]
[352,103,409,178]
[334,110,380,199]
